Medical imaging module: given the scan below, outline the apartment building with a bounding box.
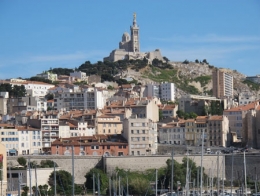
[238,91,256,105]
[159,104,178,118]
[212,69,233,99]
[208,115,229,147]
[95,115,122,135]
[54,87,107,111]
[122,116,158,156]
[224,101,260,146]
[0,124,42,156]
[0,124,19,156]
[0,92,8,115]
[158,121,185,145]
[51,135,128,156]
[70,71,88,81]
[106,97,159,122]
[28,111,60,153]
[160,82,175,101]
[146,83,160,98]
[59,120,95,138]
[17,126,42,155]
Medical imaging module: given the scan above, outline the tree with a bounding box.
[45,93,54,101]
[21,186,29,196]
[202,59,209,64]
[48,170,82,195]
[195,59,199,63]
[159,110,163,121]
[40,160,58,168]
[17,157,27,167]
[85,168,109,194]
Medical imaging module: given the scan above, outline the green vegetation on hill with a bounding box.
[243,79,260,91]
[194,75,211,87]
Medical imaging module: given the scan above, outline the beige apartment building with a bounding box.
[224,101,260,147]
[123,116,158,155]
[95,115,122,135]
[212,69,233,99]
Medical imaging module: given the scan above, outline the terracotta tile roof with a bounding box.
[16,126,40,131]
[224,101,260,112]
[0,124,15,128]
[208,115,223,121]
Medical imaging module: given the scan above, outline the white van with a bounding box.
[206,148,211,154]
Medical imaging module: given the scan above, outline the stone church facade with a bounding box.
[104,13,164,62]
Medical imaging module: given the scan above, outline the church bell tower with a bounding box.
[130,12,140,52]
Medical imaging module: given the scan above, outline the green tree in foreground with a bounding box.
[48,170,82,195]
[17,157,27,167]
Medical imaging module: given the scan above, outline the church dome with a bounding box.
[122,32,130,42]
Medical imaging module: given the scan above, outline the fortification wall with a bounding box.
[104,155,224,178]
[7,155,103,184]
[7,153,260,185]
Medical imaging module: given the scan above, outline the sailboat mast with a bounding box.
[200,129,205,196]
[255,167,257,195]
[72,145,75,196]
[171,149,174,196]
[54,162,56,196]
[222,155,224,196]
[244,151,247,196]
[35,167,38,196]
[155,169,158,196]
[28,158,32,196]
[231,150,234,196]
[217,152,219,195]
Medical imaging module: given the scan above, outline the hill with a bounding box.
[44,59,260,99]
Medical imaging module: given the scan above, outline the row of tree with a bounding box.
[0,83,26,97]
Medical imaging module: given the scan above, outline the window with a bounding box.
[21,143,24,147]
[56,145,59,149]
[33,142,36,146]
[137,130,139,134]
[131,130,134,134]
[107,146,110,149]
[131,123,133,126]
[142,130,145,134]
[118,152,123,156]
[142,137,145,141]
[119,145,122,149]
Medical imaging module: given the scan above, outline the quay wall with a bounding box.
[7,154,260,184]
[7,155,103,184]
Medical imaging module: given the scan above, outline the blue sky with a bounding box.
[1,1,260,79]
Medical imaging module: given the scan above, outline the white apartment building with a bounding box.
[54,88,107,111]
[41,117,59,153]
[70,71,88,81]
[238,91,256,105]
[17,126,42,155]
[59,121,95,138]
[123,116,158,156]
[0,92,8,115]
[160,82,175,101]
[22,96,47,111]
[0,124,42,156]
[6,80,55,97]
[146,84,160,98]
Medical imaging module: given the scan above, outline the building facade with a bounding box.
[212,69,233,99]
[122,116,158,156]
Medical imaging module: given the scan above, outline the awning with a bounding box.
[9,149,17,153]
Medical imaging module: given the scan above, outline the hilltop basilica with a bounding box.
[104,13,164,62]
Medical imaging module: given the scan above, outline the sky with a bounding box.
[0,1,260,79]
